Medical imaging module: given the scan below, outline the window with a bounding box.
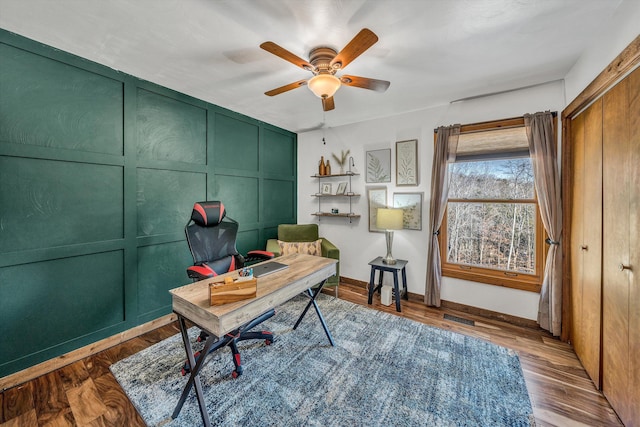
[439,118,549,292]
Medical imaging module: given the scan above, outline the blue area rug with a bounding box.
[110,295,535,426]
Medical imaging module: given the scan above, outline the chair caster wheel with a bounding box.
[231,365,243,379]
[181,351,201,375]
[263,331,274,345]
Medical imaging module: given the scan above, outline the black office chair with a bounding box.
[182,201,275,378]
[185,201,273,281]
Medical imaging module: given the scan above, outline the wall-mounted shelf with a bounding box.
[312,193,361,198]
[311,172,358,178]
[311,212,361,218]
[311,172,360,223]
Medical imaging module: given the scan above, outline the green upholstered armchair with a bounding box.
[266,224,340,293]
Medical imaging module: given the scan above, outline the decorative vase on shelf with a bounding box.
[319,156,326,175]
[325,160,331,175]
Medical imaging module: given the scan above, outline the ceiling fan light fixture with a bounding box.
[308,74,341,98]
[260,29,387,110]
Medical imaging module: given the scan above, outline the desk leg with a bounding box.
[172,316,215,427]
[293,280,335,346]
[367,267,376,304]
[393,272,401,312]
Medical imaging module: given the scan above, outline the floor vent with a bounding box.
[444,314,475,326]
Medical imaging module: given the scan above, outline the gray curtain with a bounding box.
[425,125,460,306]
[525,112,562,336]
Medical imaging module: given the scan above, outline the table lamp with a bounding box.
[376,208,404,264]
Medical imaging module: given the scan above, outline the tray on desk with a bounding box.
[209,278,257,306]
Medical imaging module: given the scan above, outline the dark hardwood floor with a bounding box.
[0,282,622,426]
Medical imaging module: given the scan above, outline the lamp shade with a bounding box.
[377,208,404,230]
[307,74,341,98]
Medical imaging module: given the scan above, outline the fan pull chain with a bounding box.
[322,111,327,144]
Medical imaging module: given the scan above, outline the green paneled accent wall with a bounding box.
[214,175,259,224]
[263,128,295,175]
[0,29,297,377]
[264,179,296,222]
[136,169,207,237]
[136,89,207,164]
[213,113,259,171]
[137,241,193,321]
[0,251,125,366]
[0,157,123,253]
[0,43,124,155]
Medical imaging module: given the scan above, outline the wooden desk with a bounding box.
[169,253,337,426]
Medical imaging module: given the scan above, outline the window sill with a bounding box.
[442,264,542,293]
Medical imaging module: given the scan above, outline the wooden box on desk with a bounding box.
[209,277,257,306]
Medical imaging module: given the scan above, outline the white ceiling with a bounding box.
[0,0,623,133]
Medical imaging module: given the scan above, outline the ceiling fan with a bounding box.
[260,28,390,112]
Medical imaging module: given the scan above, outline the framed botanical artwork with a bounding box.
[368,187,388,232]
[336,181,347,195]
[366,149,391,183]
[396,139,418,186]
[321,183,332,195]
[393,192,423,230]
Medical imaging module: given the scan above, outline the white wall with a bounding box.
[297,0,639,320]
[564,0,640,103]
[298,80,564,320]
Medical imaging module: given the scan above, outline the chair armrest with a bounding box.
[245,250,274,263]
[320,237,339,260]
[187,264,215,281]
[266,239,282,257]
[320,237,340,282]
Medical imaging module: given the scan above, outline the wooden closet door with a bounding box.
[627,67,639,426]
[602,68,636,426]
[570,98,603,387]
[583,99,603,387]
[570,112,586,364]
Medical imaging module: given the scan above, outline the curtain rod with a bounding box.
[434,112,557,133]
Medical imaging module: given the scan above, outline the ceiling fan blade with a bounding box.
[322,96,335,111]
[265,80,308,96]
[340,75,390,92]
[330,28,378,70]
[260,41,314,71]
